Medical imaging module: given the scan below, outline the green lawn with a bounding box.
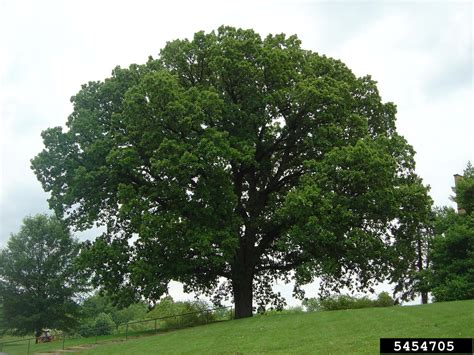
[1,300,472,354]
[0,329,165,355]
[78,300,473,354]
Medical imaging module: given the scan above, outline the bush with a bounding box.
[304,292,395,312]
[77,320,96,337]
[302,298,321,312]
[77,312,116,337]
[320,295,372,311]
[375,292,395,307]
[112,303,148,326]
[285,306,304,313]
[212,307,233,321]
[93,312,116,335]
[147,297,216,329]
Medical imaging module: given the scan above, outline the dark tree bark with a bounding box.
[232,273,254,319]
[421,291,428,304]
[416,239,429,304]
[231,241,255,318]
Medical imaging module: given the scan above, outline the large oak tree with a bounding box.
[32,27,430,318]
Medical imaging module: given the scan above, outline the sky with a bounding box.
[0,0,472,305]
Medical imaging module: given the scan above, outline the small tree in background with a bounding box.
[78,293,148,334]
[0,215,86,338]
[390,184,433,304]
[428,163,474,302]
[453,162,474,215]
[430,215,474,301]
[93,313,116,336]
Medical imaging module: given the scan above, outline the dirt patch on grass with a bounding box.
[34,344,96,354]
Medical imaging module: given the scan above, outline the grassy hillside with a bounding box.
[1,300,472,354]
[76,300,474,354]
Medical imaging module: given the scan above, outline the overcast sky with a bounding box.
[0,0,472,304]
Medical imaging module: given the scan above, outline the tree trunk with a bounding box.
[232,274,253,319]
[35,328,41,344]
[416,239,428,304]
[421,291,428,304]
[231,222,256,319]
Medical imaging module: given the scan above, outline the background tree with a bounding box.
[428,163,474,301]
[453,161,474,214]
[32,26,431,318]
[0,215,86,337]
[80,293,147,327]
[391,185,433,304]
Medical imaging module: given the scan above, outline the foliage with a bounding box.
[80,294,147,327]
[429,211,474,302]
[301,297,320,312]
[303,292,394,311]
[77,320,96,337]
[78,312,116,337]
[77,293,147,336]
[211,306,233,321]
[146,296,215,329]
[426,163,474,302]
[0,214,86,335]
[31,26,431,318]
[453,161,474,214]
[77,294,217,337]
[81,294,116,320]
[389,183,433,304]
[113,303,148,326]
[376,291,395,307]
[257,305,304,316]
[146,296,180,319]
[0,304,5,334]
[285,305,304,313]
[93,313,116,336]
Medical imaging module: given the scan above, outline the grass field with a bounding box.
[83,300,473,354]
[1,300,473,354]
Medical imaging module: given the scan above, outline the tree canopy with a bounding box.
[453,161,474,215]
[428,163,474,302]
[0,215,86,335]
[31,26,431,318]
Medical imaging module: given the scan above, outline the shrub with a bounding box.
[212,306,233,321]
[302,298,321,312]
[147,297,216,329]
[285,306,304,313]
[112,303,148,326]
[77,320,96,337]
[375,292,395,307]
[93,312,116,335]
[319,295,368,311]
[304,292,394,312]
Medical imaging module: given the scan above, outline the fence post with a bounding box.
[27,338,31,355]
[125,322,129,340]
[62,333,66,350]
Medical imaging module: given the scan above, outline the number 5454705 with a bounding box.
[393,340,454,352]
